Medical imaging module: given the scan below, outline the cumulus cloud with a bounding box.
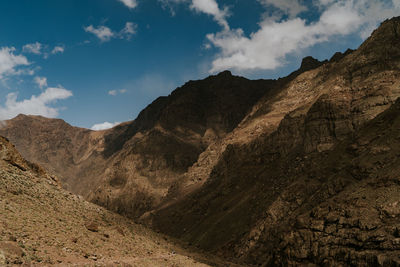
[118,0,138,9]
[190,0,229,30]
[0,47,30,79]
[91,121,120,131]
[84,22,137,42]
[158,0,229,29]
[0,87,73,120]
[22,42,42,55]
[84,25,115,42]
[206,0,400,72]
[34,76,47,89]
[51,46,65,54]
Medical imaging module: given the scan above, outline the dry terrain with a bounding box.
[0,136,227,266]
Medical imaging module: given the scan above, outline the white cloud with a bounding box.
[34,76,47,89]
[259,0,307,17]
[108,90,117,96]
[207,0,400,72]
[22,42,42,55]
[158,0,229,29]
[0,87,73,120]
[0,47,29,79]
[51,46,65,54]
[118,0,138,9]
[91,121,120,130]
[84,25,115,42]
[84,23,137,42]
[190,0,229,30]
[108,89,128,96]
[120,22,137,40]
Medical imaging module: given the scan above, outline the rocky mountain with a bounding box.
[0,135,228,266]
[1,16,400,266]
[149,17,400,265]
[1,71,279,218]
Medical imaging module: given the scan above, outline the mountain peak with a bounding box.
[14,113,29,119]
[329,49,354,62]
[358,16,400,55]
[299,56,323,72]
[13,114,47,121]
[215,70,232,78]
[371,16,400,40]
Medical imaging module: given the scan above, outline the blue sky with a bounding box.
[0,0,398,129]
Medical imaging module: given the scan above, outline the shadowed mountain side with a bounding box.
[244,96,400,265]
[88,58,330,218]
[102,71,274,158]
[88,73,279,218]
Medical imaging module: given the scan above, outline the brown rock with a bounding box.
[85,222,99,232]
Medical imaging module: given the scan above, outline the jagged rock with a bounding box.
[85,222,99,232]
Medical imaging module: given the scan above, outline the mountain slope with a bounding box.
[147,17,400,265]
[0,114,106,195]
[0,135,222,266]
[89,72,279,217]
[245,96,400,265]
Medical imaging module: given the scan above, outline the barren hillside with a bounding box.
[0,136,223,266]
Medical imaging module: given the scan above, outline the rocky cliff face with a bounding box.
[2,16,400,267]
[242,98,400,266]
